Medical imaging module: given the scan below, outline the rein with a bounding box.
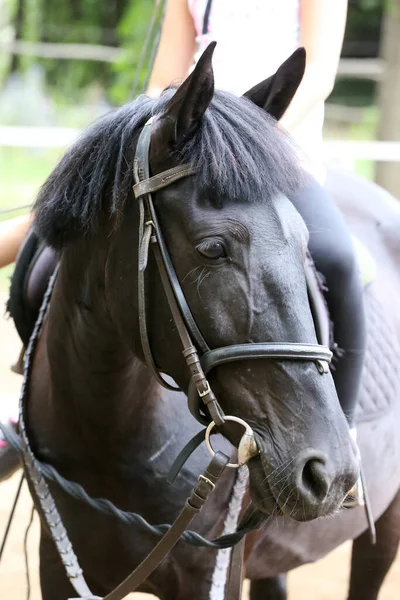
[4,117,335,600]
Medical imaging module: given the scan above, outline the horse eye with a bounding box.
[196,240,227,260]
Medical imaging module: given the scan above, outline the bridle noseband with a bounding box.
[133,117,333,442]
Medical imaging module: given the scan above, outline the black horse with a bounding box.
[18,46,400,599]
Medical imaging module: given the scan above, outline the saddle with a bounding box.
[7,229,58,349]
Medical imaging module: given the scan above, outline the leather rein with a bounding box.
[10,117,333,600]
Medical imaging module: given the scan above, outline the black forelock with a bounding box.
[179,89,305,205]
[34,88,305,249]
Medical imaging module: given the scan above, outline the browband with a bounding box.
[133,164,197,199]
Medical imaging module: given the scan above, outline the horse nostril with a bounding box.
[300,457,330,502]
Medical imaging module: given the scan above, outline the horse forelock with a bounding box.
[33,89,305,249]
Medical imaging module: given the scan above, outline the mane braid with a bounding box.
[34,89,305,249]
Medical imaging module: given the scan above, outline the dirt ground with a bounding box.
[1,292,399,599]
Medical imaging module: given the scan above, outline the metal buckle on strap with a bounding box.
[197,381,211,398]
[198,474,215,491]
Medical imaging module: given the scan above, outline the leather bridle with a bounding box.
[3,117,335,600]
[134,116,333,436]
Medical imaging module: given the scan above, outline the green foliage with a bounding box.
[111,0,160,104]
[329,79,377,108]
[32,0,118,100]
[4,0,131,101]
[0,147,59,221]
[3,0,398,108]
[330,0,384,109]
[3,0,160,104]
[0,145,59,288]
[357,0,383,8]
[343,0,383,57]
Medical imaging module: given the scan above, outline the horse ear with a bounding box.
[243,48,306,120]
[162,42,216,143]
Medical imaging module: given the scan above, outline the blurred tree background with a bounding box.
[1,0,162,107]
[1,0,400,195]
[0,0,386,108]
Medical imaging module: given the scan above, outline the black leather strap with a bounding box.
[226,538,245,600]
[135,123,209,355]
[167,429,206,484]
[151,240,225,425]
[200,343,332,375]
[134,119,333,430]
[202,0,213,34]
[98,452,229,600]
[305,254,330,347]
[134,121,225,425]
[150,212,210,354]
[186,342,332,425]
[133,164,197,199]
[137,192,180,392]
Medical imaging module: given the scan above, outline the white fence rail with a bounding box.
[323,140,400,162]
[0,40,124,62]
[0,42,384,78]
[336,58,384,81]
[1,126,400,164]
[0,126,79,148]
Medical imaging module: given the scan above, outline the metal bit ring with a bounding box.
[205,416,259,468]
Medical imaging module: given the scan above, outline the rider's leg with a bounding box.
[290,177,366,428]
[0,213,32,269]
[347,487,400,600]
[0,215,33,481]
[1,225,57,483]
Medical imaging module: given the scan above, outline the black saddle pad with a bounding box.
[7,229,58,347]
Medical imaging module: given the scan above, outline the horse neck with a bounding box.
[43,238,160,443]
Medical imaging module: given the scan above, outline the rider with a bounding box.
[1,1,364,504]
[146,0,364,503]
[0,214,32,270]
[0,214,33,480]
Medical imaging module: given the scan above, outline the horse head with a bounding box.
[35,44,358,521]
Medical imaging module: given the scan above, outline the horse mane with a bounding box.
[34,88,305,249]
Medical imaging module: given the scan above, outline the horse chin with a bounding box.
[247,458,285,517]
[247,458,340,522]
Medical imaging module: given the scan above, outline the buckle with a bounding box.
[198,474,215,491]
[198,381,211,398]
